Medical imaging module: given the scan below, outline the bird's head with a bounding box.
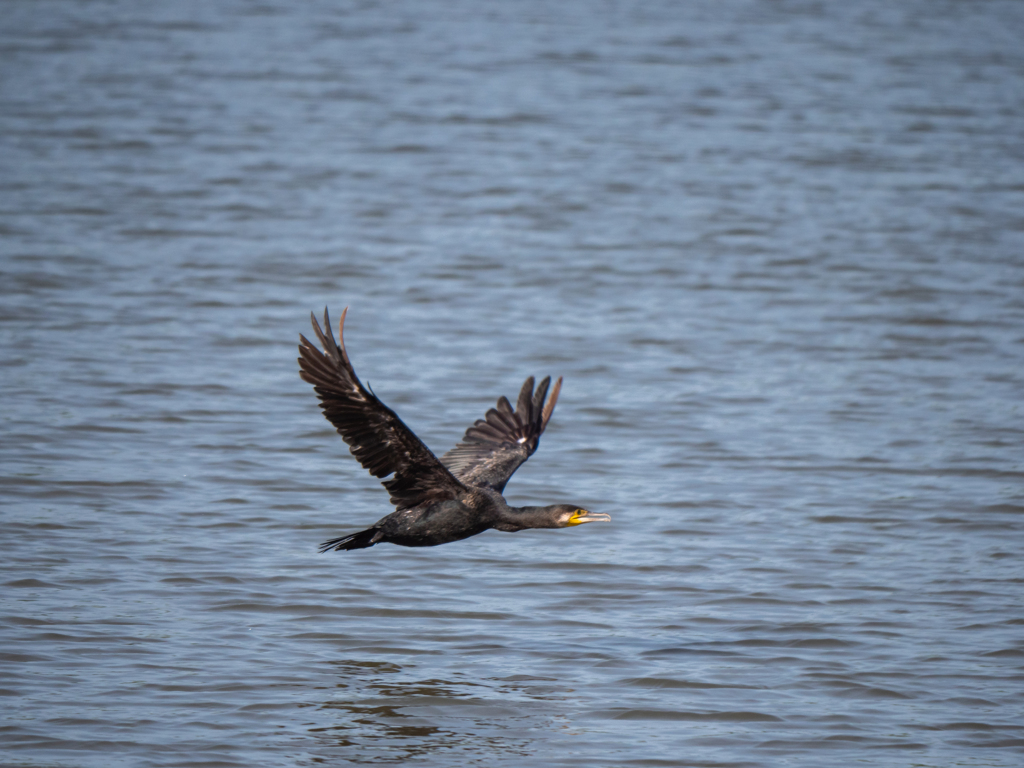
[495,504,611,532]
[554,505,612,528]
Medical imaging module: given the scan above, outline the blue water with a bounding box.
[2,1,1023,766]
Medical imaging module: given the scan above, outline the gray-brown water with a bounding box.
[2,2,1023,766]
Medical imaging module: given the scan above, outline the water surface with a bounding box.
[2,1,1023,766]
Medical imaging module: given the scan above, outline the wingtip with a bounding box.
[516,375,535,426]
[312,306,352,364]
[541,376,562,431]
[338,306,349,346]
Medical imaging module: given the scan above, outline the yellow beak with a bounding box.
[568,511,612,526]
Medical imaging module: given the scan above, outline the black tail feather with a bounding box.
[319,527,381,553]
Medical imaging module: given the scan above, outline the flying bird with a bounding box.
[298,307,610,552]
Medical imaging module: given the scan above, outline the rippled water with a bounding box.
[3,1,1024,766]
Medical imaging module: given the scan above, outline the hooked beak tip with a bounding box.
[578,512,612,523]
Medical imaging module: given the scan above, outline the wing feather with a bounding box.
[298,308,466,510]
[440,375,563,493]
[515,377,534,426]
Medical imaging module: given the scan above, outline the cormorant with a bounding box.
[298,308,611,552]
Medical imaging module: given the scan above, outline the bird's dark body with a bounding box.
[298,308,610,552]
[378,500,490,548]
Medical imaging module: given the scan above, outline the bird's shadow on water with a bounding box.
[303,658,571,763]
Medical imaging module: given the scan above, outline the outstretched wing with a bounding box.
[298,307,466,511]
[440,375,562,493]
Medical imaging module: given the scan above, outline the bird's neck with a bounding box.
[492,505,562,532]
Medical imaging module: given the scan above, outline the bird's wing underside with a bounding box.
[440,375,562,494]
[298,308,467,511]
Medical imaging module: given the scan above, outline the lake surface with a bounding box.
[2,1,1023,766]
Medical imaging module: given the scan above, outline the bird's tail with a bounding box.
[319,527,381,553]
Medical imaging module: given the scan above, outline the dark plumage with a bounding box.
[298,307,610,552]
